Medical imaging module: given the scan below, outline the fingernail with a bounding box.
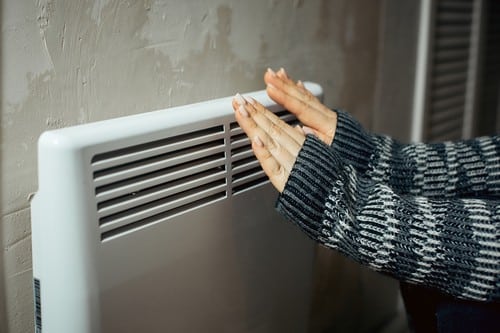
[302,126,315,136]
[266,83,276,90]
[254,135,264,147]
[234,93,245,105]
[238,104,249,117]
[245,96,256,105]
[278,67,288,78]
[297,80,304,87]
[267,68,277,77]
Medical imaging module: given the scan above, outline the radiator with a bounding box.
[31,83,322,333]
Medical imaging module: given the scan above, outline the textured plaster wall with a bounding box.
[1,1,391,332]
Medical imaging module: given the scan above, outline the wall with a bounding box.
[1,1,403,332]
[373,0,419,141]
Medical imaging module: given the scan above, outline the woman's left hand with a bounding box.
[232,94,305,193]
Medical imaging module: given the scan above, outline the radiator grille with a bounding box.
[93,110,299,240]
[93,125,227,241]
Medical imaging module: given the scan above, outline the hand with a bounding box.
[232,94,305,193]
[264,68,337,145]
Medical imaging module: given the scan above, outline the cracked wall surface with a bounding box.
[1,1,393,332]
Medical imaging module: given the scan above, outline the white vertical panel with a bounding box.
[463,0,484,138]
[412,0,434,142]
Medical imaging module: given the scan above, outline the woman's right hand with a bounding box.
[264,68,338,145]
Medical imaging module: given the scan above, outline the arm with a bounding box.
[277,135,500,302]
[265,68,500,198]
[232,92,500,302]
[332,109,500,198]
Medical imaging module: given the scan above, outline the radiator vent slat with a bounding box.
[232,167,269,188]
[230,137,251,151]
[232,156,260,170]
[233,176,269,194]
[92,126,224,166]
[99,180,227,231]
[231,149,255,163]
[100,192,226,241]
[97,168,226,217]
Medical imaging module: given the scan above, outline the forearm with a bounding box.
[332,110,500,198]
[277,136,500,302]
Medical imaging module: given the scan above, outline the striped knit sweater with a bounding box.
[276,110,500,302]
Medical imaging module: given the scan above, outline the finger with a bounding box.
[233,93,304,146]
[277,67,289,80]
[297,80,309,94]
[266,68,331,118]
[232,95,300,192]
[246,97,305,148]
[244,98,302,159]
[232,93,245,111]
[233,97,299,172]
[265,82,335,144]
[266,68,332,119]
[252,135,288,193]
[264,70,336,144]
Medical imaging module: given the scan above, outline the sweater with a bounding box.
[276,110,500,302]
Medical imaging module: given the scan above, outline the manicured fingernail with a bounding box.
[267,68,277,76]
[302,126,315,136]
[234,93,245,105]
[278,67,288,78]
[238,104,249,117]
[254,135,264,147]
[245,96,257,105]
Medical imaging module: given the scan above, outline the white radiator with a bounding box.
[31,83,323,333]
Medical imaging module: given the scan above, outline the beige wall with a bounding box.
[1,1,406,332]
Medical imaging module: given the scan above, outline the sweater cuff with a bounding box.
[332,110,375,173]
[276,135,344,240]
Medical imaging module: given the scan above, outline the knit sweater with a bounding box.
[276,110,500,302]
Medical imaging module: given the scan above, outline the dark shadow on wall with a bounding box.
[474,0,500,136]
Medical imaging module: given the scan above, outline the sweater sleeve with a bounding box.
[332,110,500,198]
[276,135,500,302]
